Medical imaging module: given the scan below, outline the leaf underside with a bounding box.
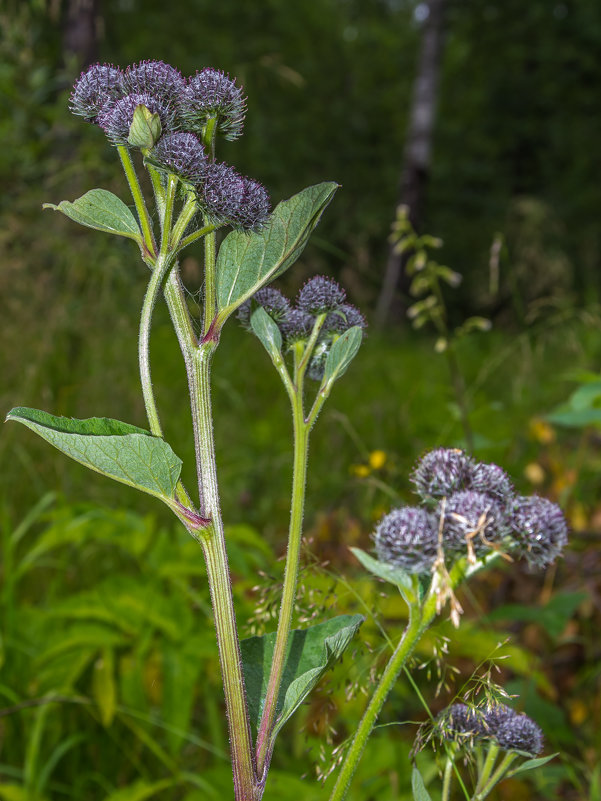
[6,407,182,501]
[216,182,339,322]
[241,613,364,746]
[44,188,142,242]
[323,326,363,385]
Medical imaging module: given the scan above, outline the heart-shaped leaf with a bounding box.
[322,326,363,387]
[241,614,363,746]
[216,182,338,324]
[44,189,142,242]
[250,306,283,359]
[6,407,182,502]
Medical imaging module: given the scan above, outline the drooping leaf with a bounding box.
[241,614,363,745]
[216,182,338,322]
[323,327,363,387]
[411,766,433,801]
[6,407,182,502]
[92,647,117,727]
[350,547,413,593]
[250,306,283,359]
[43,189,142,242]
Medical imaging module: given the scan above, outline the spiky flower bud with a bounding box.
[97,93,174,146]
[201,161,245,221]
[279,308,315,344]
[324,303,367,334]
[484,705,543,756]
[466,462,514,504]
[182,68,246,140]
[436,703,486,741]
[237,287,290,328]
[438,490,507,555]
[509,495,568,568]
[412,448,474,501]
[123,60,186,103]
[297,276,346,315]
[374,506,438,574]
[70,63,124,123]
[151,132,207,184]
[231,178,271,231]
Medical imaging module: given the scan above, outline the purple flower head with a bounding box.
[123,60,186,103]
[484,705,543,756]
[297,276,346,315]
[201,161,245,222]
[466,462,515,504]
[324,303,367,334]
[280,308,315,345]
[151,132,207,184]
[237,287,290,329]
[509,495,568,569]
[70,63,124,123]
[373,506,438,574]
[97,92,174,146]
[412,448,474,501]
[436,703,486,742]
[230,178,271,231]
[182,68,246,140]
[438,490,508,555]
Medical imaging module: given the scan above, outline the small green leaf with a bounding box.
[322,327,363,386]
[350,547,413,593]
[92,647,117,727]
[43,189,142,242]
[128,103,162,149]
[411,766,433,801]
[508,753,558,776]
[6,407,182,502]
[216,183,338,322]
[241,614,363,746]
[250,306,282,358]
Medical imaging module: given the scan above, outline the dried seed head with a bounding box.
[280,308,315,345]
[237,287,290,328]
[70,63,124,123]
[151,132,207,184]
[438,490,508,556]
[484,705,543,756]
[183,68,246,140]
[373,506,438,574]
[466,462,515,504]
[412,448,474,500]
[324,303,367,334]
[509,495,568,568]
[297,276,346,315]
[123,60,186,103]
[97,92,174,146]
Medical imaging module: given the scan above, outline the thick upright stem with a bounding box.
[193,346,258,800]
[203,226,217,336]
[255,391,309,776]
[118,145,156,258]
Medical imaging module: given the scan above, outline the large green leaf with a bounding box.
[250,306,283,359]
[323,326,363,387]
[216,182,338,322]
[43,189,142,242]
[6,407,182,502]
[241,614,363,745]
[411,766,433,801]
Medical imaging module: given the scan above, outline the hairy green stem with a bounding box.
[203,225,217,336]
[474,750,516,800]
[442,756,454,801]
[117,145,156,258]
[474,744,499,797]
[194,345,258,800]
[255,388,309,776]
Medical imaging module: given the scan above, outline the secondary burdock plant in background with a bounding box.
[7,60,567,801]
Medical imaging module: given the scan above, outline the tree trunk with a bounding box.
[375,0,447,327]
[62,0,101,69]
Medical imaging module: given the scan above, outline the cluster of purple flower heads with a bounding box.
[436,702,544,757]
[70,60,269,230]
[237,275,366,378]
[372,448,568,574]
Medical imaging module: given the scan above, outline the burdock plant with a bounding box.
[8,60,567,801]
